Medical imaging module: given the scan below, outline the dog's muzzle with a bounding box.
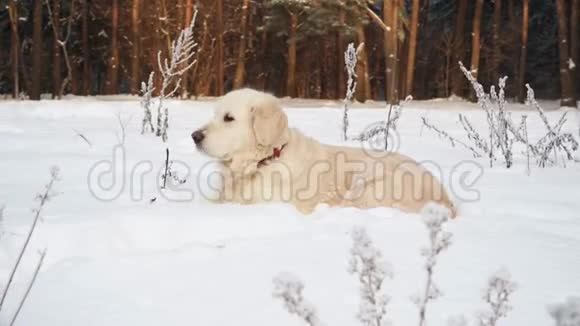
[192,129,205,145]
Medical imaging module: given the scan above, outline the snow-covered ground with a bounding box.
[0,98,579,326]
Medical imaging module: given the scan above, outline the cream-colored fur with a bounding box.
[194,88,457,217]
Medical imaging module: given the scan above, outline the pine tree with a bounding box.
[263,0,367,98]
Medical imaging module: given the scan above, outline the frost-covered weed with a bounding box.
[141,11,198,142]
[476,269,517,326]
[349,227,393,326]
[423,63,578,169]
[548,297,580,326]
[273,273,324,326]
[342,43,357,141]
[414,203,453,326]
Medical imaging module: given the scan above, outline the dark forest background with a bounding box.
[0,0,578,105]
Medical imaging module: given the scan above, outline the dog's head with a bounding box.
[192,88,289,165]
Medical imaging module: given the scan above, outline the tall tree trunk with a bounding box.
[469,0,484,101]
[152,0,164,95]
[287,12,298,98]
[571,0,578,100]
[356,27,371,102]
[31,0,43,100]
[517,0,529,103]
[555,0,576,107]
[259,29,269,91]
[492,0,502,83]
[336,8,346,98]
[322,39,333,99]
[404,0,419,97]
[215,0,224,95]
[106,0,119,94]
[52,0,61,98]
[390,0,399,104]
[182,0,194,96]
[130,0,141,94]
[8,0,20,98]
[82,0,89,95]
[159,0,171,55]
[383,0,398,104]
[383,0,391,101]
[193,15,210,96]
[451,0,467,97]
[508,0,515,21]
[413,0,430,98]
[233,0,251,89]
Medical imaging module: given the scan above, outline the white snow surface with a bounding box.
[0,99,579,326]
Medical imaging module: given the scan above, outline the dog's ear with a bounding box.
[251,95,288,147]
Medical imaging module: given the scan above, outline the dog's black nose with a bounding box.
[192,130,205,144]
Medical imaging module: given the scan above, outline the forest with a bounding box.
[0,0,578,106]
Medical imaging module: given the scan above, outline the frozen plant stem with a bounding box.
[522,115,530,175]
[416,204,453,326]
[273,273,323,326]
[0,167,59,313]
[9,250,46,326]
[426,63,578,168]
[342,43,357,141]
[385,104,393,150]
[141,72,155,134]
[73,129,92,147]
[141,11,198,142]
[115,112,131,146]
[354,95,411,150]
[548,296,580,326]
[422,117,481,158]
[163,148,169,189]
[477,269,516,326]
[349,227,393,326]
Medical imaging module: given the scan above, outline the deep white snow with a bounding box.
[0,98,579,326]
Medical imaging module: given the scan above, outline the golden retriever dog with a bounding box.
[192,88,456,217]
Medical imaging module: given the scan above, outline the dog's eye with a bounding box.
[223,113,235,122]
